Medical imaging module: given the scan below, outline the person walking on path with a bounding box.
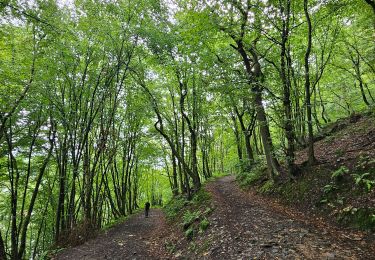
[145,202,150,218]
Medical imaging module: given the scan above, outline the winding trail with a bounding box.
[56,176,375,259]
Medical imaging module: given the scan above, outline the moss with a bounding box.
[277,178,311,203]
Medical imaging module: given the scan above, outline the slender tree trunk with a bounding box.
[318,83,329,123]
[359,81,370,106]
[280,0,296,175]
[18,120,56,259]
[6,130,19,260]
[235,41,280,178]
[304,0,316,165]
[55,135,68,241]
[172,154,179,195]
[0,231,6,260]
[230,113,243,161]
[234,106,255,164]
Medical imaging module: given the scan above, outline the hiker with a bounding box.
[145,202,150,218]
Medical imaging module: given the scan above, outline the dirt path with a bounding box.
[201,175,375,259]
[55,209,168,260]
[56,176,375,259]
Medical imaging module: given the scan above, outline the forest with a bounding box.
[0,0,374,259]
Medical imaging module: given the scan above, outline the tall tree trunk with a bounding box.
[234,105,255,164]
[235,41,280,179]
[230,113,243,162]
[55,135,68,241]
[6,129,19,260]
[280,0,296,175]
[172,154,179,195]
[304,0,316,165]
[254,90,279,179]
[0,231,6,260]
[18,120,56,259]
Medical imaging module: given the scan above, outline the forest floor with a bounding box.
[55,175,375,259]
[161,175,375,259]
[54,209,168,259]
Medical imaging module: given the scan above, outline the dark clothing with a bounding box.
[145,202,150,217]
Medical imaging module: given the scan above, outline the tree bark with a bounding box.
[18,119,56,259]
[0,231,6,260]
[235,40,280,179]
[230,112,243,162]
[304,0,316,165]
[280,0,296,175]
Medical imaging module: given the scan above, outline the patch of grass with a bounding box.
[163,188,213,245]
[334,148,345,157]
[211,171,231,179]
[164,195,188,220]
[199,218,210,232]
[165,241,176,254]
[191,189,211,205]
[182,210,200,230]
[258,179,275,193]
[39,247,65,260]
[277,177,312,204]
[185,226,194,240]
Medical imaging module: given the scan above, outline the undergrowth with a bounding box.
[234,117,375,231]
[236,158,267,188]
[163,188,213,242]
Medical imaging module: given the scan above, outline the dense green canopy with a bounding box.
[0,0,373,258]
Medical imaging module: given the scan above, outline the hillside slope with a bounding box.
[272,113,375,231]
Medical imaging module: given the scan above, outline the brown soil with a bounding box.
[54,209,169,260]
[166,175,375,259]
[296,114,375,165]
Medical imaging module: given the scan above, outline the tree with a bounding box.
[303,0,316,165]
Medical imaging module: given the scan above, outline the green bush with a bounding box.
[236,160,267,188]
[323,184,336,194]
